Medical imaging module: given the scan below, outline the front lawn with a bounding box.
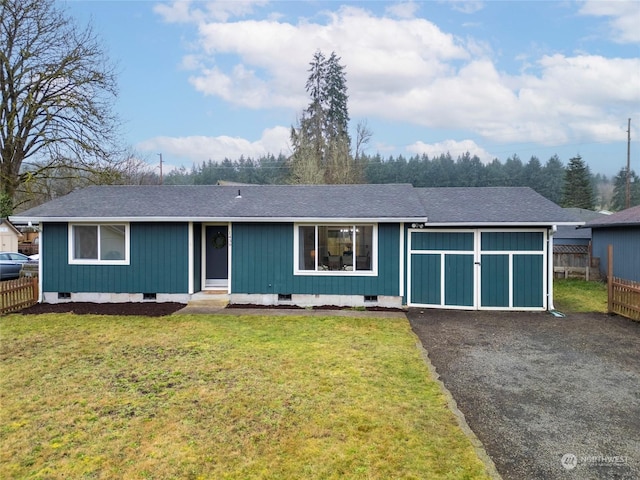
[0,314,489,479]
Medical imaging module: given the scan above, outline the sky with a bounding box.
[65,0,640,177]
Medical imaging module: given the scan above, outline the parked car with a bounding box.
[0,252,31,280]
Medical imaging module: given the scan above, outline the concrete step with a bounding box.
[187,291,229,308]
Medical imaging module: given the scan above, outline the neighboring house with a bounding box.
[11,184,578,311]
[553,208,608,280]
[554,208,608,247]
[0,218,23,252]
[585,205,640,283]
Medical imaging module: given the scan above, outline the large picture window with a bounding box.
[69,224,129,264]
[296,224,375,274]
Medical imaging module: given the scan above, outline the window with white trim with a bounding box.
[296,224,375,273]
[69,224,129,264]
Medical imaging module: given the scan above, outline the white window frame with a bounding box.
[68,223,130,265]
[293,223,377,276]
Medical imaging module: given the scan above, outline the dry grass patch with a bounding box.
[1,314,490,479]
[554,278,608,313]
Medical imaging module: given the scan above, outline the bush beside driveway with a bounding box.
[408,309,640,480]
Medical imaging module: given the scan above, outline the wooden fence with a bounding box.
[0,277,38,315]
[553,244,601,281]
[607,245,640,321]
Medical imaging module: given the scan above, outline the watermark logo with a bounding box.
[561,453,577,470]
[561,453,628,470]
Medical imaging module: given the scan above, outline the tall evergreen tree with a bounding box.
[503,154,524,186]
[456,152,485,186]
[485,158,507,186]
[523,156,544,193]
[289,121,325,184]
[539,155,565,205]
[611,167,640,210]
[325,52,349,142]
[289,50,362,184]
[562,155,594,209]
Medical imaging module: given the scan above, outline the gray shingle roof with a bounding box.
[12,184,579,226]
[415,187,579,224]
[13,184,426,222]
[585,205,640,228]
[555,208,608,239]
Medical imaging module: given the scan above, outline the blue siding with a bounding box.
[554,238,590,246]
[231,223,401,296]
[42,222,190,293]
[193,223,202,292]
[592,227,640,282]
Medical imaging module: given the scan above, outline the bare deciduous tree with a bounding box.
[1,0,121,212]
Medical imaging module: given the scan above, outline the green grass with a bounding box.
[0,314,490,479]
[553,279,608,313]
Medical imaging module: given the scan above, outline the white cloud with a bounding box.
[153,2,640,155]
[153,1,198,24]
[446,0,485,15]
[407,139,494,163]
[154,0,268,23]
[385,1,419,19]
[136,126,291,164]
[579,0,640,43]
[188,5,468,112]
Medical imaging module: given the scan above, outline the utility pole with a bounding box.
[626,118,631,209]
[158,153,162,185]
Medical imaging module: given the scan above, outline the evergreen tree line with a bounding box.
[163,152,640,211]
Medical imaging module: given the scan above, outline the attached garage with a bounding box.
[408,229,548,310]
[405,187,580,312]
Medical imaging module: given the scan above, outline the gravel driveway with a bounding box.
[407,309,640,480]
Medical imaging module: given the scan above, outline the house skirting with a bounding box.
[230,293,403,309]
[42,292,191,304]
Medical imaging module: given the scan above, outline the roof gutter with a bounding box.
[580,222,640,229]
[10,215,429,224]
[419,221,584,227]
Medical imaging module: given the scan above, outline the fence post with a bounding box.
[607,244,613,314]
[32,277,38,303]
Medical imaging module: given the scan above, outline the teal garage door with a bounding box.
[409,229,547,310]
[409,231,474,308]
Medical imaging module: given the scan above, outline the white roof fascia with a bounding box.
[11,216,429,224]
[421,221,585,227]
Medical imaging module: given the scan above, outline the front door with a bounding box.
[205,225,229,289]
